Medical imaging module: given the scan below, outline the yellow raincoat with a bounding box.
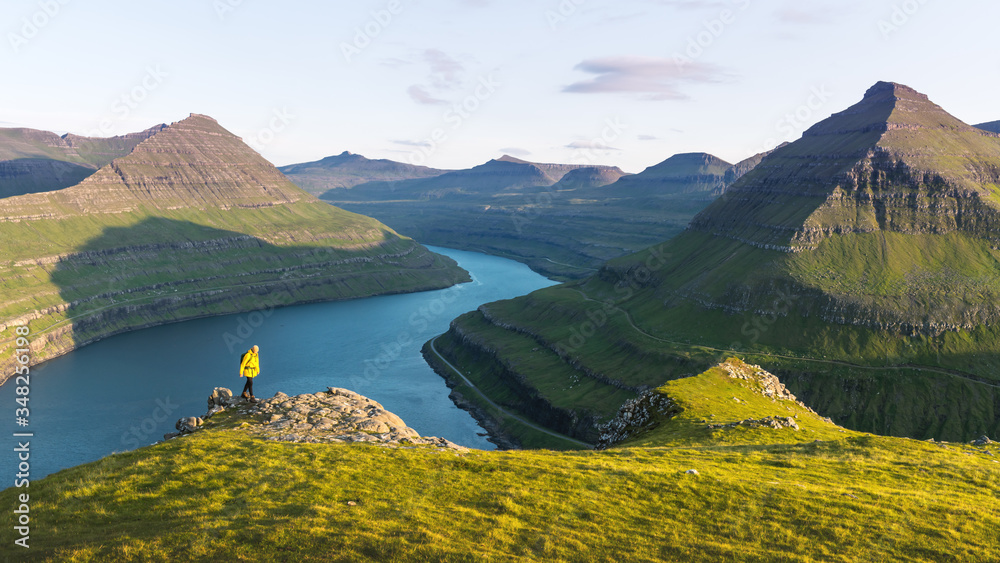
[239,350,260,378]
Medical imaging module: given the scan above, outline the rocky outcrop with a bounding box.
[707,416,799,431]
[596,390,680,449]
[596,360,832,449]
[167,386,468,450]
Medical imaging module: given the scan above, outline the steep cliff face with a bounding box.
[0,114,468,383]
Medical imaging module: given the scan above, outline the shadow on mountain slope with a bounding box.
[47,216,465,358]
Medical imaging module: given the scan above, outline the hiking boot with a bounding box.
[250,395,257,402]
[241,391,250,399]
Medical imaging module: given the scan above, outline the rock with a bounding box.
[596,390,681,449]
[972,435,993,446]
[235,386,471,449]
[707,415,800,431]
[163,432,182,440]
[175,416,203,433]
[685,469,699,476]
[208,387,234,408]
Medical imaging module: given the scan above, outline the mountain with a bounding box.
[551,165,629,189]
[430,82,1000,445]
[278,151,447,196]
[324,155,622,202]
[0,125,164,197]
[600,152,733,198]
[0,114,468,382]
[311,152,765,280]
[975,120,1000,134]
[11,358,998,560]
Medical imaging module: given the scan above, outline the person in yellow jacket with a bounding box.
[239,345,260,401]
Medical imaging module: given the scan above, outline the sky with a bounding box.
[2,0,997,173]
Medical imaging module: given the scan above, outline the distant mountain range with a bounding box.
[975,120,1000,134]
[0,116,467,382]
[432,81,1000,445]
[284,149,772,279]
[277,151,447,196]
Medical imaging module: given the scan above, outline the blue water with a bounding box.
[1,247,557,481]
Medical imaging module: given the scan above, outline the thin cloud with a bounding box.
[774,0,851,25]
[404,48,469,106]
[392,139,433,148]
[655,0,730,9]
[499,147,531,156]
[423,49,465,89]
[563,56,729,100]
[638,134,659,141]
[775,6,834,24]
[566,140,622,151]
[407,85,448,106]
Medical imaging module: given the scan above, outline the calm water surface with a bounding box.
[1,247,557,480]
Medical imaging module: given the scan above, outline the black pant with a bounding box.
[242,377,255,397]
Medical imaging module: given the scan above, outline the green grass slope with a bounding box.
[0,115,468,383]
[4,361,998,562]
[432,82,1000,443]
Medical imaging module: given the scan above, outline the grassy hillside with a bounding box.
[430,82,1000,444]
[0,115,468,382]
[5,360,997,562]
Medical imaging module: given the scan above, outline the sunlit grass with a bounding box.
[5,391,997,562]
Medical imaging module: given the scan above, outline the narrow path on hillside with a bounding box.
[428,335,594,449]
[544,258,598,271]
[570,289,1000,391]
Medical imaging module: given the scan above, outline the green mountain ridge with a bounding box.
[430,81,1000,446]
[0,114,468,383]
